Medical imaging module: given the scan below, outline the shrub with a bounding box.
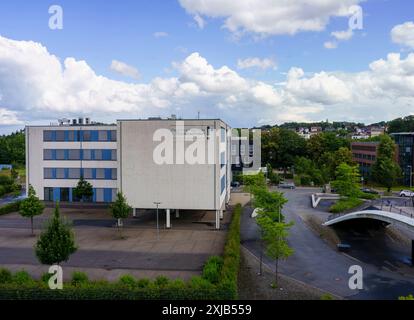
[12,270,34,285]
[118,274,136,288]
[0,268,12,284]
[168,279,186,290]
[154,275,169,288]
[0,201,21,216]
[329,197,363,213]
[202,256,223,284]
[359,192,379,200]
[300,175,312,186]
[136,278,151,288]
[41,272,53,284]
[399,294,414,300]
[189,276,214,290]
[71,271,89,286]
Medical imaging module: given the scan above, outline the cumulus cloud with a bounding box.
[391,21,414,48]
[110,60,140,79]
[324,41,338,49]
[193,14,205,29]
[1,35,414,127]
[237,57,276,70]
[178,0,362,36]
[331,29,354,41]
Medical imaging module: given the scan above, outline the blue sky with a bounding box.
[0,0,413,133]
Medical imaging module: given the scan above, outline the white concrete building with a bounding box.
[26,118,231,229]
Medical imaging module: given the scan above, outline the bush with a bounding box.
[0,268,12,284]
[399,294,414,300]
[136,278,151,288]
[118,274,137,288]
[0,175,13,186]
[12,271,34,285]
[41,272,52,284]
[299,175,312,186]
[189,276,214,290]
[168,279,186,290]
[0,201,21,216]
[202,256,223,284]
[359,192,379,200]
[329,197,363,213]
[154,275,169,288]
[71,272,89,286]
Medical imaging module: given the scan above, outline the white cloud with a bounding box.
[110,60,140,79]
[391,21,414,48]
[331,29,354,41]
[1,35,414,126]
[324,41,338,49]
[0,108,23,125]
[153,31,169,38]
[178,0,362,36]
[193,14,205,29]
[237,57,276,70]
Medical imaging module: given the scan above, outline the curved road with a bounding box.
[240,188,414,299]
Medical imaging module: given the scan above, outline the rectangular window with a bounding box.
[68,149,81,160]
[82,130,91,141]
[44,168,54,179]
[94,149,103,160]
[60,188,69,202]
[112,188,117,202]
[68,168,80,179]
[67,130,77,142]
[43,131,54,142]
[221,175,226,194]
[98,130,108,141]
[111,149,117,161]
[110,130,117,141]
[83,149,92,160]
[56,168,65,179]
[55,131,65,142]
[83,168,94,179]
[43,149,53,160]
[95,188,104,202]
[55,149,66,160]
[44,187,53,201]
[111,168,117,180]
[95,168,105,179]
[220,127,226,143]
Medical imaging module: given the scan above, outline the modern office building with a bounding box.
[26,118,231,229]
[351,142,379,179]
[390,133,414,186]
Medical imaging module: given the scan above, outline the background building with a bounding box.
[351,142,379,180]
[391,133,414,186]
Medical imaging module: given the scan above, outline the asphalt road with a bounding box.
[240,188,414,299]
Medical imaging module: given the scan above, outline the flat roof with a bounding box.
[117,118,231,127]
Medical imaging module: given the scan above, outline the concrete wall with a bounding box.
[118,119,231,210]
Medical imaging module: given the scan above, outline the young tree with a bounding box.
[371,135,401,192]
[110,192,132,239]
[35,202,77,265]
[331,163,361,198]
[19,185,44,236]
[257,215,294,287]
[243,173,266,201]
[72,176,93,202]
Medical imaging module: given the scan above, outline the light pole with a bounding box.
[153,202,161,240]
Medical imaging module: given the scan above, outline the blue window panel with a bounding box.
[104,189,112,202]
[91,131,99,141]
[79,131,83,142]
[92,188,96,203]
[51,131,57,141]
[52,150,57,160]
[80,149,83,160]
[92,168,97,179]
[64,168,69,179]
[91,150,95,160]
[69,188,73,202]
[103,150,111,160]
[52,168,57,179]
[53,188,60,202]
[104,169,112,180]
[64,131,69,142]
[64,150,69,160]
[107,131,112,142]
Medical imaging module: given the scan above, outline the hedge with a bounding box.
[0,204,242,300]
[0,201,21,216]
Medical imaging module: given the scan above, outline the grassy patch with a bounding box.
[329,197,363,213]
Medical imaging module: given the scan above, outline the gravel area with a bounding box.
[238,247,340,300]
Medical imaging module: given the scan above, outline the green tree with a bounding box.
[19,185,44,235]
[110,192,132,239]
[371,135,401,192]
[72,176,93,202]
[35,203,77,265]
[257,216,294,287]
[331,163,361,197]
[243,173,266,201]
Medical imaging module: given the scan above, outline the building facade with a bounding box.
[391,133,414,186]
[26,118,232,229]
[351,142,379,179]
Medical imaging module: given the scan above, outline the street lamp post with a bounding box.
[153,202,161,240]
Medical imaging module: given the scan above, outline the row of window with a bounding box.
[44,149,117,161]
[43,130,116,142]
[44,187,117,202]
[353,153,376,161]
[44,168,117,180]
